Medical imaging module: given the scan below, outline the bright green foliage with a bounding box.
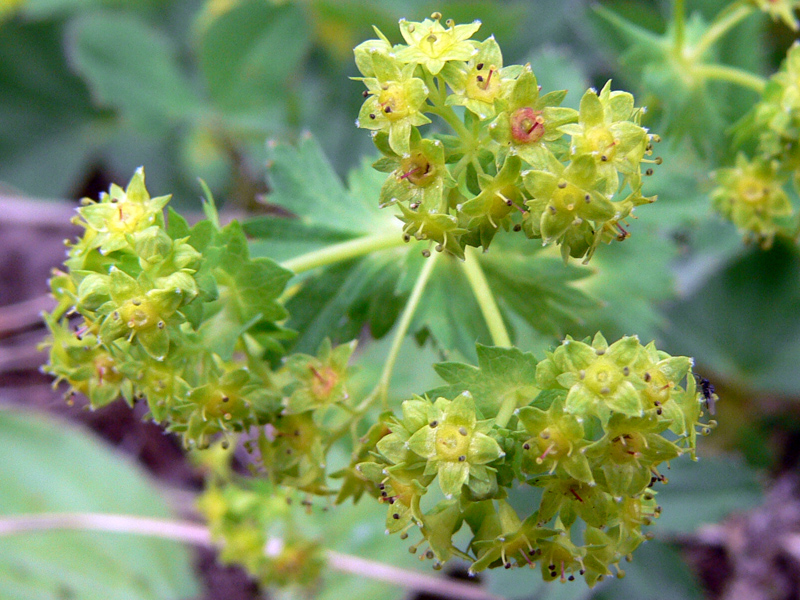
[354,13,657,263]
[37,10,728,595]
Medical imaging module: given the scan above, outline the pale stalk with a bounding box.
[0,513,502,600]
[461,246,511,347]
[280,231,405,275]
[694,63,766,94]
[691,3,755,60]
[361,249,440,410]
[673,0,686,52]
[494,395,518,429]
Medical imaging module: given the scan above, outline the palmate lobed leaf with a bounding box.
[246,135,601,359]
[429,345,540,419]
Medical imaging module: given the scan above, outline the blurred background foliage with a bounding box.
[1,0,800,598]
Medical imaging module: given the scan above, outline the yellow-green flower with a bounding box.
[711,153,794,248]
[406,393,504,499]
[356,51,431,154]
[395,13,481,75]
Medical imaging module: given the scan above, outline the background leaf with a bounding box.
[67,11,199,129]
[199,0,311,114]
[0,408,199,600]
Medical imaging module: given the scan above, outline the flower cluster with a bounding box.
[198,479,324,588]
[353,333,714,584]
[713,44,800,246]
[711,154,793,248]
[41,170,360,470]
[749,0,800,30]
[355,13,658,262]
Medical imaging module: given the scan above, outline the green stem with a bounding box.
[673,0,686,52]
[494,394,518,429]
[280,231,405,274]
[694,63,766,94]
[427,104,474,142]
[461,246,511,348]
[691,3,755,60]
[372,250,440,407]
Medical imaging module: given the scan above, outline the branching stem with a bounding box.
[0,513,502,600]
[461,246,511,347]
[691,3,755,60]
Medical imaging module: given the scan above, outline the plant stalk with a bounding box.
[0,512,502,600]
[694,63,766,94]
[691,3,755,60]
[461,246,511,347]
[280,231,405,275]
[373,249,440,407]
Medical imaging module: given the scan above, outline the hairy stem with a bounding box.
[691,3,755,60]
[461,246,511,347]
[694,63,766,94]
[0,513,502,600]
[280,231,405,275]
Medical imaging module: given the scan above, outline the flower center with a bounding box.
[378,84,410,120]
[737,176,768,204]
[510,107,545,144]
[583,358,624,396]
[435,423,471,461]
[466,65,500,103]
[609,433,644,464]
[120,298,159,331]
[586,127,618,163]
[399,152,436,187]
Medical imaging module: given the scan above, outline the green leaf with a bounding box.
[0,408,199,600]
[429,344,539,419]
[260,134,388,237]
[661,240,800,394]
[199,0,311,113]
[0,19,102,197]
[650,454,763,534]
[195,221,293,359]
[250,135,600,359]
[67,11,199,128]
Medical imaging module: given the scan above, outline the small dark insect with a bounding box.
[694,374,717,415]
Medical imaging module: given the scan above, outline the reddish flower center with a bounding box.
[510,107,545,144]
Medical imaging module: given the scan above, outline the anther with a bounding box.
[362,90,368,97]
